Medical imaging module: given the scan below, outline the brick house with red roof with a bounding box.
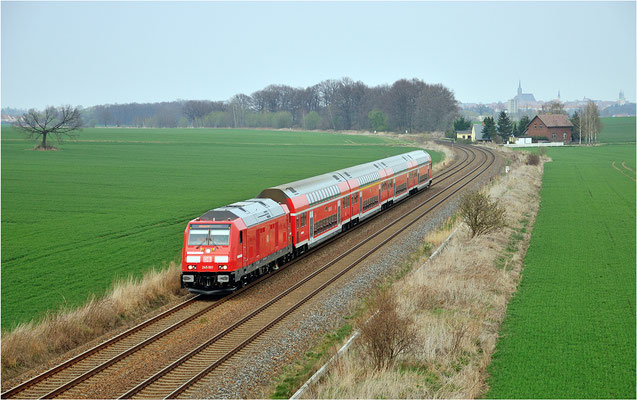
[524,114,574,142]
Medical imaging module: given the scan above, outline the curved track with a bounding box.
[2,143,496,400]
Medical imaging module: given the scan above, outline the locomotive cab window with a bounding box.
[188,224,231,246]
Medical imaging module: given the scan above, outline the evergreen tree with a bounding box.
[453,116,471,131]
[497,111,513,140]
[482,116,496,140]
[570,111,580,142]
[518,115,531,136]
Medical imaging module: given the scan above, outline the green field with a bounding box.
[1,127,439,329]
[599,116,636,143]
[486,144,636,398]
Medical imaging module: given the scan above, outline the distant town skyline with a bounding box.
[2,1,635,110]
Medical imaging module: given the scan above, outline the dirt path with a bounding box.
[621,161,635,173]
[612,161,636,182]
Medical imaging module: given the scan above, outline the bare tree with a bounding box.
[182,100,214,124]
[15,106,82,149]
[582,100,602,144]
[228,94,253,128]
[540,100,566,115]
[357,290,416,370]
[459,190,507,238]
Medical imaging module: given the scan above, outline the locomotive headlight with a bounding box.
[204,248,211,254]
[219,265,228,270]
[188,265,196,270]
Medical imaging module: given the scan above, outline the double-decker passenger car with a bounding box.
[258,150,432,252]
[181,150,432,294]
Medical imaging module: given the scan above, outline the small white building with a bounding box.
[515,137,532,145]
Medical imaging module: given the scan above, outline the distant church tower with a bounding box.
[558,90,561,101]
[518,80,522,96]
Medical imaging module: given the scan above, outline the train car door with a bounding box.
[309,211,314,239]
[337,200,341,226]
[241,231,247,266]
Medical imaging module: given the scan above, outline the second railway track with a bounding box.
[2,143,497,400]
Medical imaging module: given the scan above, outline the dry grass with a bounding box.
[1,263,185,382]
[526,153,540,165]
[304,150,544,399]
[422,218,455,248]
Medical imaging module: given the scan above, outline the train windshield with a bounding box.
[188,224,231,246]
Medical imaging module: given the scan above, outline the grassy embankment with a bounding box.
[1,127,440,380]
[486,143,636,398]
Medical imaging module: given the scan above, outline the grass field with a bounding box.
[486,144,636,398]
[1,127,438,329]
[599,116,636,143]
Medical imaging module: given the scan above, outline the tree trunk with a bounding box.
[41,132,47,148]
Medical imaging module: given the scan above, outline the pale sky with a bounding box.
[1,1,635,109]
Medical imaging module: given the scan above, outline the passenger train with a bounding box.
[181,150,432,294]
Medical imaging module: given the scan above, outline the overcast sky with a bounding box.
[2,1,635,109]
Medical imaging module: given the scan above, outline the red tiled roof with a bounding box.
[537,114,573,127]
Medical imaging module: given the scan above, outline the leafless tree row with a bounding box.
[580,101,603,144]
[80,77,459,132]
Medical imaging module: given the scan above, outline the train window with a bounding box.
[301,213,307,227]
[296,217,299,230]
[239,231,243,244]
[188,224,231,246]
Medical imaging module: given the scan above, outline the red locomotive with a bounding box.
[181,150,432,294]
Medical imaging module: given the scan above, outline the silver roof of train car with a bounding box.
[335,150,430,183]
[259,150,430,204]
[199,198,286,227]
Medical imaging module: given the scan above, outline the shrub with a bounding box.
[357,290,416,370]
[526,153,540,165]
[302,111,320,130]
[458,190,507,238]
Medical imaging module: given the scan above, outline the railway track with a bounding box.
[122,145,496,399]
[2,143,494,400]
